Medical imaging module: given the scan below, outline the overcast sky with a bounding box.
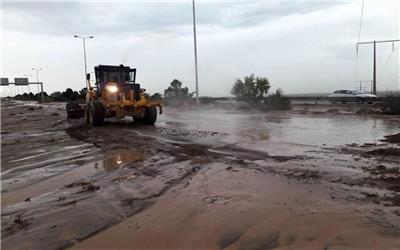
[1,0,399,96]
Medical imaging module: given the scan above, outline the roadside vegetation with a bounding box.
[381,94,400,115]
[10,76,292,112]
[149,93,162,102]
[162,79,194,106]
[354,94,400,115]
[231,74,270,105]
[231,74,291,111]
[13,92,50,101]
[263,89,292,110]
[13,88,86,102]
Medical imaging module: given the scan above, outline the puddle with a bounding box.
[102,149,144,171]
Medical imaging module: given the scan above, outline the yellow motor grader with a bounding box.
[66,64,162,126]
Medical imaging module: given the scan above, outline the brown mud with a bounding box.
[383,132,400,144]
[1,100,400,249]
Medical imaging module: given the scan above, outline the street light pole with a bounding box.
[373,40,376,94]
[83,38,88,81]
[74,35,94,89]
[192,0,199,106]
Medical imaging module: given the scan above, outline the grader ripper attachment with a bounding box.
[67,64,162,126]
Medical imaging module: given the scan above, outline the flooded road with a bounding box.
[160,109,400,147]
[1,101,400,249]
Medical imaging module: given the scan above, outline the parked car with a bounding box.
[328,90,377,104]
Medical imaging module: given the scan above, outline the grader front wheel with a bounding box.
[88,101,105,126]
[144,106,157,125]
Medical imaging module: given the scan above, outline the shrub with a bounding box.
[231,74,270,105]
[150,93,163,102]
[381,95,400,115]
[263,89,291,111]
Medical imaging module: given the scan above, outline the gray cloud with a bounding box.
[2,0,398,96]
[3,1,343,36]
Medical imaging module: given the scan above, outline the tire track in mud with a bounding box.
[1,102,111,249]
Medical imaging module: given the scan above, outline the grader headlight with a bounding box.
[106,84,118,93]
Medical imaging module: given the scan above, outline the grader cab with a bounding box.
[67,64,162,126]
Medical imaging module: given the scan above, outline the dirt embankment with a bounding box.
[383,132,400,144]
[1,100,400,250]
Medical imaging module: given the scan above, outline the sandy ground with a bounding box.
[1,100,400,250]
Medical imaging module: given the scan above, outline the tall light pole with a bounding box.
[192,0,199,106]
[74,35,93,88]
[31,68,42,93]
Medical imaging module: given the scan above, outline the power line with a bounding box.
[378,47,399,88]
[377,45,398,77]
[354,0,365,84]
[357,0,365,43]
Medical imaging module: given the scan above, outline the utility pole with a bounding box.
[192,0,199,106]
[356,39,399,95]
[74,35,93,89]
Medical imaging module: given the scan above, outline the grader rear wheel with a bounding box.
[66,101,84,119]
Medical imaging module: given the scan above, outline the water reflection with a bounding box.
[162,109,400,147]
[102,149,144,171]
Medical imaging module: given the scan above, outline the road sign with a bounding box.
[1,78,9,86]
[14,78,29,85]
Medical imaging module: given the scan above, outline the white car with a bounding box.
[328,90,377,104]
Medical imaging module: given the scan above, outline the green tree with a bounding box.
[231,74,270,104]
[150,93,163,101]
[164,79,192,98]
[14,94,22,100]
[64,88,74,100]
[170,79,182,89]
[50,91,64,101]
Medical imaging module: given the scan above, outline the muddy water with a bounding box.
[159,109,399,147]
[102,149,144,171]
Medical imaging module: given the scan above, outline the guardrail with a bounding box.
[287,96,398,104]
